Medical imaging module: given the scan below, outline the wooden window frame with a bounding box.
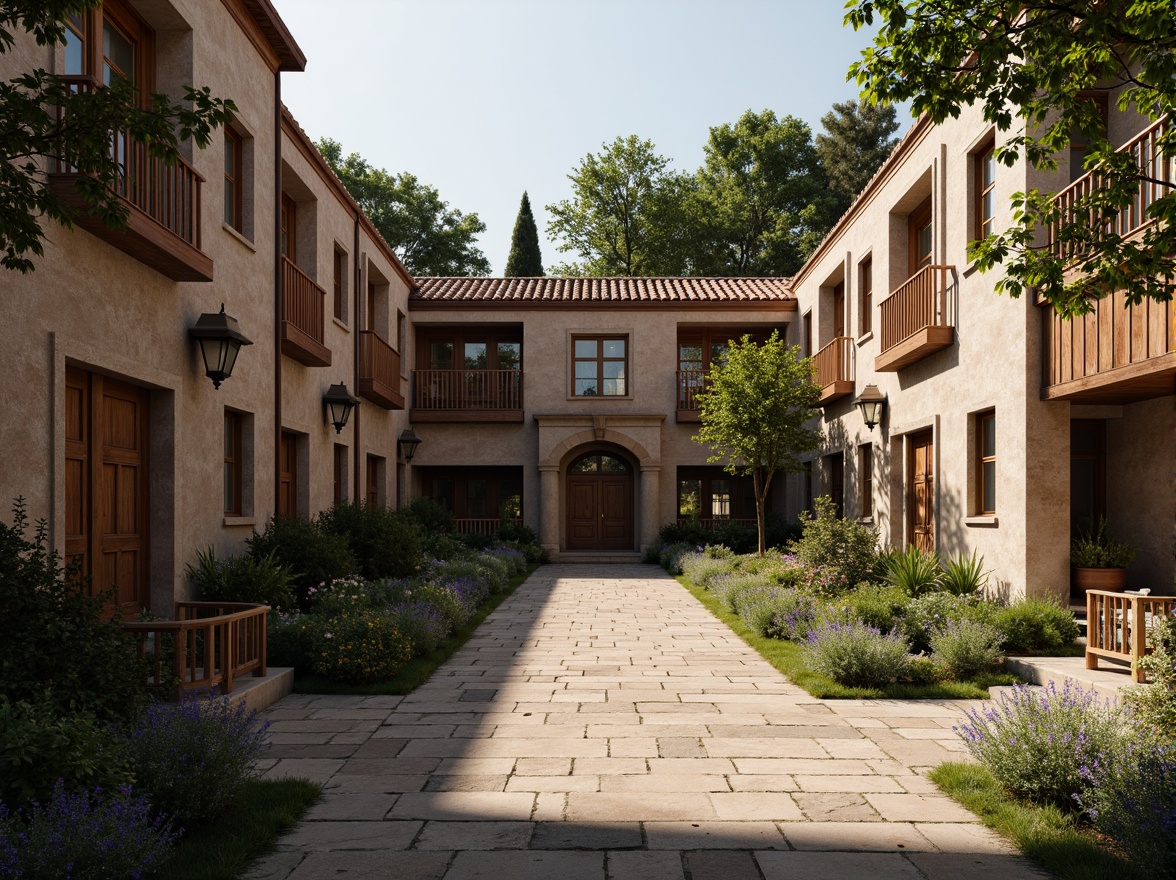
[224,410,242,516]
[908,196,933,277]
[859,443,873,519]
[802,312,813,358]
[976,410,996,516]
[332,248,346,322]
[859,257,873,336]
[571,334,629,397]
[676,467,759,523]
[417,326,523,371]
[224,126,243,231]
[421,468,524,522]
[280,192,296,261]
[974,138,996,240]
[832,282,846,339]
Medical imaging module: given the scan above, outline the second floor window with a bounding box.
[224,411,242,516]
[976,141,996,239]
[280,193,296,260]
[859,257,873,336]
[224,127,242,231]
[909,196,933,275]
[977,410,996,515]
[573,336,627,396]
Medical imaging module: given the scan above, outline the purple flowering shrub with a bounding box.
[1125,610,1176,737]
[390,599,450,656]
[741,588,819,641]
[309,609,413,684]
[115,691,269,828]
[900,592,994,653]
[0,781,176,880]
[658,543,697,574]
[928,618,1005,679]
[804,619,911,688]
[955,681,1123,808]
[306,576,377,616]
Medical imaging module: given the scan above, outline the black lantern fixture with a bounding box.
[189,304,252,389]
[397,428,422,462]
[854,384,887,431]
[323,383,360,434]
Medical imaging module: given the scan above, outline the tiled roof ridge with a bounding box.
[412,276,795,303]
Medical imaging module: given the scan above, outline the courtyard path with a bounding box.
[248,564,1048,880]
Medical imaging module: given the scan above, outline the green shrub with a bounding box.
[907,655,945,684]
[1124,611,1176,738]
[415,582,472,630]
[496,522,538,545]
[473,552,512,591]
[791,496,878,588]
[319,502,424,580]
[680,553,739,590]
[248,515,356,610]
[929,618,1005,679]
[0,697,131,808]
[901,592,994,653]
[309,609,413,684]
[186,546,296,611]
[883,545,942,596]
[659,543,694,574]
[1070,518,1136,569]
[306,576,378,617]
[0,499,147,723]
[956,681,1124,809]
[992,598,1079,652]
[831,583,909,634]
[457,530,495,551]
[803,619,911,688]
[404,497,456,536]
[740,588,819,641]
[937,550,989,595]
[266,611,313,671]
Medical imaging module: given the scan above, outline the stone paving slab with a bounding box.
[246,564,1052,880]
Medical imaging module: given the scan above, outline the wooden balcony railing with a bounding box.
[1050,116,1173,262]
[1042,293,1174,403]
[876,265,955,372]
[1086,590,1176,683]
[358,330,404,409]
[281,255,331,367]
[676,369,708,422]
[677,517,757,531]
[49,75,211,281]
[123,602,268,699]
[411,369,523,421]
[455,518,523,536]
[813,336,854,404]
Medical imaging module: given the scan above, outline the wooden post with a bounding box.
[1085,589,1098,671]
[1130,595,1148,683]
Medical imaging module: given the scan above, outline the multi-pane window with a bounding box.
[224,128,243,231]
[64,12,86,75]
[909,197,933,274]
[677,468,757,524]
[976,141,996,239]
[332,249,346,321]
[859,257,873,336]
[223,411,242,516]
[977,410,996,515]
[422,468,524,525]
[802,312,813,358]
[859,443,873,518]
[677,328,768,410]
[573,336,627,396]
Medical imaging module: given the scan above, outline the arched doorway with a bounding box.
[566,451,634,551]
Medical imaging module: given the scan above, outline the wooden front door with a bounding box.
[279,431,298,518]
[566,453,633,551]
[64,367,150,616]
[907,430,935,553]
[832,282,845,338]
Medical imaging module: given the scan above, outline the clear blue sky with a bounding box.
[270,0,910,276]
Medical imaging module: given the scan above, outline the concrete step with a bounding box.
[226,667,294,712]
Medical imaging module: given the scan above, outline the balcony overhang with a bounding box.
[818,381,855,405]
[280,322,331,367]
[49,176,213,282]
[875,326,954,372]
[676,409,701,423]
[1042,355,1176,404]
[410,408,524,423]
[359,378,405,410]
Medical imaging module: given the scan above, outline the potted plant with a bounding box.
[1071,519,1136,594]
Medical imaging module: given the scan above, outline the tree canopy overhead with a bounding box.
[504,191,543,277]
[694,332,821,556]
[815,99,900,217]
[318,138,490,277]
[846,0,1176,315]
[1,0,234,274]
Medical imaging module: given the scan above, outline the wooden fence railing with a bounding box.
[54,75,203,249]
[1085,589,1176,682]
[677,369,707,411]
[282,256,326,346]
[455,518,523,536]
[813,336,854,388]
[1050,116,1172,262]
[879,265,954,353]
[677,517,757,531]
[123,601,268,699]
[412,369,522,410]
[359,330,401,405]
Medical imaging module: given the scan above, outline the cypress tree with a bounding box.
[504,191,544,276]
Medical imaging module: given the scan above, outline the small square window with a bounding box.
[572,335,629,397]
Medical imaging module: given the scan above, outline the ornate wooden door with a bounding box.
[907,430,935,552]
[567,477,598,550]
[565,453,634,551]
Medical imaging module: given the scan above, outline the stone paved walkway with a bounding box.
[248,564,1049,880]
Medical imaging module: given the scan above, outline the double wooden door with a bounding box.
[907,430,935,553]
[65,367,150,616]
[566,453,633,551]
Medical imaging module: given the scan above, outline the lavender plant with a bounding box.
[1124,609,1176,738]
[928,618,1005,679]
[115,691,269,828]
[804,619,911,688]
[738,587,818,641]
[390,599,450,656]
[0,781,176,879]
[955,681,1123,808]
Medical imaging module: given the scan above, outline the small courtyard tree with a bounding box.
[694,331,821,555]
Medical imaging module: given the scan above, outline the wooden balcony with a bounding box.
[411,369,523,422]
[677,517,757,531]
[875,265,955,372]
[676,369,707,422]
[49,76,211,282]
[1049,116,1172,268]
[1042,293,1174,403]
[455,517,523,536]
[814,336,854,404]
[358,330,404,409]
[281,256,331,367]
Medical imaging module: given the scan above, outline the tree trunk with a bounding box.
[753,467,766,556]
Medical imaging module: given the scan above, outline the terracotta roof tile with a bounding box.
[412,276,794,304]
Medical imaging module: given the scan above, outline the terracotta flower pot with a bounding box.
[1072,566,1127,594]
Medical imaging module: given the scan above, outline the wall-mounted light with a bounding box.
[854,384,886,431]
[323,383,359,434]
[189,304,252,389]
[397,427,422,462]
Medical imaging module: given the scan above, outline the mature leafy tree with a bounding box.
[691,109,838,277]
[317,138,490,276]
[1,0,235,273]
[815,99,900,216]
[694,332,821,556]
[504,191,543,276]
[546,135,695,276]
[846,0,1176,315]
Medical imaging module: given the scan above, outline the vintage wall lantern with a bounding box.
[854,384,887,431]
[189,304,252,389]
[323,383,360,434]
[397,427,422,462]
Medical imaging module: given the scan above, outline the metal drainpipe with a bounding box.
[353,216,361,504]
[273,71,283,517]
